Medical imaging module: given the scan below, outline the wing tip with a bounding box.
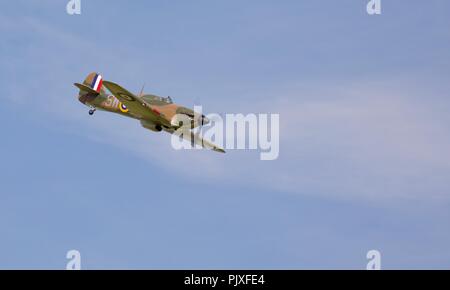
[213,148,226,153]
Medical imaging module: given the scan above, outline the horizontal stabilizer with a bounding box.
[74,83,100,95]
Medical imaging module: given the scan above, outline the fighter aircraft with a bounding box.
[74,72,225,153]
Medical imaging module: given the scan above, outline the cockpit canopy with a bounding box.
[141,94,173,104]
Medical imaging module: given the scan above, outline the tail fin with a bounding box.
[83,72,104,93]
[74,72,106,97]
[74,72,107,107]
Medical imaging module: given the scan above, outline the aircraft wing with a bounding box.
[102,80,169,125]
[173,128,225,153]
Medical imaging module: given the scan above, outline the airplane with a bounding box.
[74,72,225,153]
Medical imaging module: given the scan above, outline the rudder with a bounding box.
[83,72,104,93]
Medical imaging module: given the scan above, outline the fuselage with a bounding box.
[78,91,208,131]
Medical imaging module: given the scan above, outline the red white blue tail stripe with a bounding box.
[91,74,103,92]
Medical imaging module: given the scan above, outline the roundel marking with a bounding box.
[119,102,129,113]
[119,93,134,101]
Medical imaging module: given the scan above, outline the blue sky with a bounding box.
[1,0,450,269]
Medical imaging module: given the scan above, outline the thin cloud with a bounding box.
[3,13,450,206]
